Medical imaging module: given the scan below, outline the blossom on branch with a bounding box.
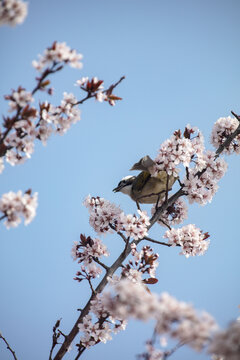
[164,224,210,257]
[208,320,240,360]
[0,0,28,27]
[211,116,240,154]
[6,87,34,111]
[84,195,150,240]
[151,198,188,228]
[0,189,38,228]
[117,210,150,240]
[83,195,122,235]
[32,42,83,72]
[183,151,227,205]
[121,244,159,281]
[155,292,217,351]
[153,125,205,177]
[72,234,109,280]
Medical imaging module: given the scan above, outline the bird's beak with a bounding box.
[113,186,120,193]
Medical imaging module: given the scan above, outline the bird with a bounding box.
[113,155,177,204]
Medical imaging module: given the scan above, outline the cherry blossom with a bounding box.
[83,195,122,235]
[151,198,188,228]
[155,292,217,351]
[183,152,227,205]
[0,190,38,228]
[72,234,109,280]
[32,42,83,72]
[0,0,28,27]
[164,224,210,257]
[153,125,205,177]
[208,320,240,360]
[117,210,150,240]
[211,116,240,154]
[122,244,159,280]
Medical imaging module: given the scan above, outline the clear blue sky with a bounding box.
[1,0,240,359]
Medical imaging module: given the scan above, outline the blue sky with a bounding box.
[0,0,240,359]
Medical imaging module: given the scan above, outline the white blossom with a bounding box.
[211,116,240,154]
[117,210,150,240]
[75,77,89,87]
[208,321,240,360]
[0,190,38,228]
[83,195,122,235]
[0,0,28,27]
[164,224,210,257]
[32,42,83,72]
[151,198,188,228]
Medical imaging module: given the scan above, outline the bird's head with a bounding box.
[113,175,136,195]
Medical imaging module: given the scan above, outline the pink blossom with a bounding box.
[151,198,188,227]
[211,116,240,154]
[32,42,83,72]
[164,224,210,257]
[83,195,122,235]
[117,210,150,240]
[0,0,28,27]
[208,321,240,360]
[72,235,109,280]
[0,190,38,228]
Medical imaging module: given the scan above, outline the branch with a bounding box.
[53,236,142,360]
[0,333,18,360]
[0,214,7,222]
[144,236,180,247]
[214,110,240,158]
[75,76,125,105]
[92,257,109,271]
[162,342,184,359]
[149,188,186,229]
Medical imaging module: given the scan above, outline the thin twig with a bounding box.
[87,278,96,295]
[162,342,184,359]
[144,236,180,247]
[0,333,18,360]
[0,214,7,221]
[93,257,109,271]
[109,223,127,243]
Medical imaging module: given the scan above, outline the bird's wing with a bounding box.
[132,171,151,194]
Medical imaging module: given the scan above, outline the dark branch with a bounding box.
[0,333,18,360]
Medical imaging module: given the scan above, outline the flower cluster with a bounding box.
[83,195,122,235]
[1,91,81,169]
[78,312,126,349]
[80,279,216,354]
[117,210,150,240]
[151,198,188,228]
[75,76,123,106]
[183,151,227,205]
[6,87,34,111]
[84,196,150,240]
[164,224,210,257]
[211,116,240,155]
[0,189,38,228]
[155,292,217,351]
[38,92,81,140]
[72,234,109,280]
[0,0,27,27]
[32,42,83,72]
[99,278,159,322]
[208,320,240,360]
[121,244,159,282]
[153,125,205,177]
